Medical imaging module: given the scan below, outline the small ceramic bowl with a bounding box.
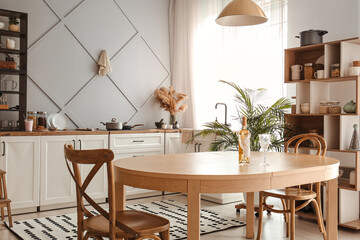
[300,103,310,113]
[0,22,5,30]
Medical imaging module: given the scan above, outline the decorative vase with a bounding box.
[343,100,356,113]
[170,114,176,127]
[349,124,360,150]
[6,38,16,49]
[8,24,20,32]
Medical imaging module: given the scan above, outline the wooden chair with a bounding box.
[257,134,327,240]
[0,169,12,228]
[64,144,170,240]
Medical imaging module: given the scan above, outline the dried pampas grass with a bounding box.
[154,86,188,115]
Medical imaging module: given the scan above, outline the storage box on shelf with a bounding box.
[285,37,360,229]
[0,9,27,131]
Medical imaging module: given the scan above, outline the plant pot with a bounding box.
[8,24,20,32]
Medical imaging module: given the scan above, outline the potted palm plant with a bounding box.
[191,80,291,152]
[8,16,20,32]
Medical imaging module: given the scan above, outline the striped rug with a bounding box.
[7,199,245,239]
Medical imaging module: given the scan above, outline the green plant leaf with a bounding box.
[190,80,291,152]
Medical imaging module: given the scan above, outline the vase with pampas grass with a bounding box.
[154,86,188,127]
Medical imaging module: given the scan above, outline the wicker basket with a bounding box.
[0,61,17,70]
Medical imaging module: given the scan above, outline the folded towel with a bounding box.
[181,129,194,143]
[97,50,112,76]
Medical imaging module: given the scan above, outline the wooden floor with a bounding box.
[0,194,359,239]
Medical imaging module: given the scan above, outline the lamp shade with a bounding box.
[216,0,267,26]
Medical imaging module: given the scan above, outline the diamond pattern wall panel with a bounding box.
[0,0,59,47]
[28,24,96,107]
[27,78,61,114]
[66,76,136,128]
[115,0,171,70]
[45,0,84,18]
[1,0,171,129]
[110,35,169,109]
[66,0,137,59]
[129,77,171,129]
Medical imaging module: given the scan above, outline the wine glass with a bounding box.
[259,134,271,166]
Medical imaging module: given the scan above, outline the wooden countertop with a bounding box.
[109,129,181,134]
[0,128,181,136]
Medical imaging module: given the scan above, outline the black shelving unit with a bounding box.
[0,9,27,131]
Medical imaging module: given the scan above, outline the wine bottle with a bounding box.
[239,117,251,164]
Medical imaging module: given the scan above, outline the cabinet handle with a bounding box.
[194,143,198,152]
[72,140,76,149]
[2,141,4,156]
[78,139,82,150]
[198,143,202,152]
[133,155,144,157]
[133,140,144,143]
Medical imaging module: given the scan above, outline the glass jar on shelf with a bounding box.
[319,101,330,114]
[328,101,341,114]
[304,63,314,80]
[37,111,47,129]
[26,111,37,130]
[331,63,340,77]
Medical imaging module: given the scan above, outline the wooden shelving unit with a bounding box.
[285,76,357,84]
[0,9,27,131]
[339,220,360,230]
[285,37,360,230]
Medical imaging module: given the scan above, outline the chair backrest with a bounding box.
[284,134,327,195]
[64,144,138,239]
[285,133,327,156]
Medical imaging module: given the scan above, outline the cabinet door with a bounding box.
[113,148,163,198]
[165,133,182,154]
[0,136,40,210]
[40,135,76,206]
[182,133,215,153]
[78,135,108,200]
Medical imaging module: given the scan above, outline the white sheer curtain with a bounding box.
[169,0,288,129]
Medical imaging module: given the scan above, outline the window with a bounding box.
[191,0,288,129]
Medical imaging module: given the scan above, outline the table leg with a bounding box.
[246,192,255,239]
[115,180,126,211]
[187,180,200,240]
[326,178,338,240]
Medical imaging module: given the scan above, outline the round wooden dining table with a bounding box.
[114,151,339,240]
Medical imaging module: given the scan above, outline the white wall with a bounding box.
[288,0,359,48]
[0,0,171,129]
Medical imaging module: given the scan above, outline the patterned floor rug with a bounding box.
[7,199,245,239]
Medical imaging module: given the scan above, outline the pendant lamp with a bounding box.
[216,0,267,26]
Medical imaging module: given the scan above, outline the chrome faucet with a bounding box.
[215,103,230,127]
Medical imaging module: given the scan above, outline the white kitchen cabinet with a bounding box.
[110,133,163,198]
[40,134,108,209]
[165,132,182,155]
[182,130,215,153]
[78,135,108,200]
[40,135,76,207]
[110,133,164,150]
[0,136,40,212]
